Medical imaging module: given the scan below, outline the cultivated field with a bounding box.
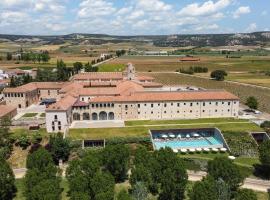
[145,72,270,113]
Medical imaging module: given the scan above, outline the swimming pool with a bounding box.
[154,137,223,150]
[150,128,226,150]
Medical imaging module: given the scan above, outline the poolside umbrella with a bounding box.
[180,149,187,153]
[220,148,227,152]
[212,148,219,152]
[169,133,175,138]
[186,134,190,138]
[203,148,210,152]
[161,134,168,138]
[228,156,236,160]
[177,134,182,139]
[173,149,178,153]
[196,148,202,152]
[189,148,195,153]
[193,133,200,137]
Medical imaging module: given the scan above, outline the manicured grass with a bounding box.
[98,63,126,72]
[11,128,48,138]
[125,118,248,126]
[21,113,38,118]
[40,113,46,117]
[68,120,262,140]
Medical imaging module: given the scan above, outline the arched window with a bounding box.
[108,112,114,120]
[83,113,90,120]
[99,111,107,120]
[73,113,80,120]
[92,113,98,120]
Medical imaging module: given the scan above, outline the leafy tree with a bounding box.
[56,59,69,81]
[117,189,132,200]
[73,62,83,74]
[29,179,62,200]
[6,53,12,61]
[235,189,257,200]
[216,178,231,200]
[85,62,98,72]
[102,144,130,182]
[0,158,17,200]
[26,148,54,171]
[245,96,258,110]
[259,140,270,168]
[210,70,227,81]
[189,176,218,200]
[132,182,148,200]
[24,148,61,200]
[260,121,270,129]
[66,152,101,198]
[22,74,32,84]
[46,133,71,164]
[90,171,115,200]
[207,157,244,192]
[0,117,12,159]
[70,192,89,200]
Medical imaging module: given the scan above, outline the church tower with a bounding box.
[126,63,135,80]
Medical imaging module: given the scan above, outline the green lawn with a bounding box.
[11,128,49,138]
[69,120,262,140]
[125,118,248,126]
[98,63,125,72]
[21,113,38,118]
[40,113,46,117]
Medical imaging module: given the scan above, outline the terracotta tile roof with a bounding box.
[138,82,163,88]
[59,82,84,94]
[73,100,89,107]
[3,82,68,93]
[46,95,77,111]
[90,90,239,103]
[0,105,17,118]
[116,81,144,95]
[136,75,155,81]
[73,72,123,81]
[78,87,120,96]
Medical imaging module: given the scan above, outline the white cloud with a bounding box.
[233,6,250,19]
[245,23,257,32]
[261,11,268,16]
[78,0,116,18]
[45,23,66,31]
[127,10,144,20]
[195,23,219,31]
[136,0,172,12]
[178,0,231,17]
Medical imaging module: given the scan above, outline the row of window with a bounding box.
[5,93,24,97]
[91,103,114,108]
[136,109,232,115]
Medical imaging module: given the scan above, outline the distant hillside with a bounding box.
[0,32,269,47]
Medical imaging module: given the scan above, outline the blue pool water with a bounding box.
[153,137,223,150]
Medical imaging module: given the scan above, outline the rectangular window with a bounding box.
[177,103,180,107]
[54,115,57,120]
[216,102,218,106]
[151,104,153,108]
[171,103,173,106]
[52,126,55,131]
[203,103,205,106]
[125,105,128,110]
[138,104,140,108]
[112,103,114,107]
[228,102,231,105]
[190,103,193,106]
[58,121,61,125]
[58,126,61,130]
[164,103,167,107]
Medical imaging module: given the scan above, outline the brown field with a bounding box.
[144,72,270,113]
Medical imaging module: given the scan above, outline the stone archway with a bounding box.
[99,111,107,120]
[108,112,115,120]
[92,113,98,120]
[83,113,90,120]
[73,113,80,121]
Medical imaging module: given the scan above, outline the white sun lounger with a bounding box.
[173,149,178,153]
[180,149,187,153]
[203,148,210,152]
[220,148,227,152]
[196,148,202,152]
[212,148,219,152]
[189,148,196,153]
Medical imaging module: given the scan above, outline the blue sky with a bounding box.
[0,0,269,35]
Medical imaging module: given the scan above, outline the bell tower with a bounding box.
[127,63,135,80]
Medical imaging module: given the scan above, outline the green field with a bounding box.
[98,63,126,72]
[68,118,261,140]
[21,113,38,118]
[147,72,270,113]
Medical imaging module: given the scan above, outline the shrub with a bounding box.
[245,96,258,110]
[16,135,30,149]
[210,70,227,81]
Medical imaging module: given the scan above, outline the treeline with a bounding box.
[6,51,50,63]
[177,66,208,75]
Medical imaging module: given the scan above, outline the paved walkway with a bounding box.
[13,168,270,192]
[70,120,125,129]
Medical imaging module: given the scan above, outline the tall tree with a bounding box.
[0,158,17,200]
[102,145,130,182]
[73,62,83,74]
[245,96,258,110]
[46,133,71,164]
[56,59,69,81]
[235,189,257,200]
[210,70,227,81]
[207,157,244,192]
[189,176,218,200]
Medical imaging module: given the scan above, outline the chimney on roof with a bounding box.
[126,63,135,80]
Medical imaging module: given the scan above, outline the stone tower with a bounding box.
[127,63,135,80]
